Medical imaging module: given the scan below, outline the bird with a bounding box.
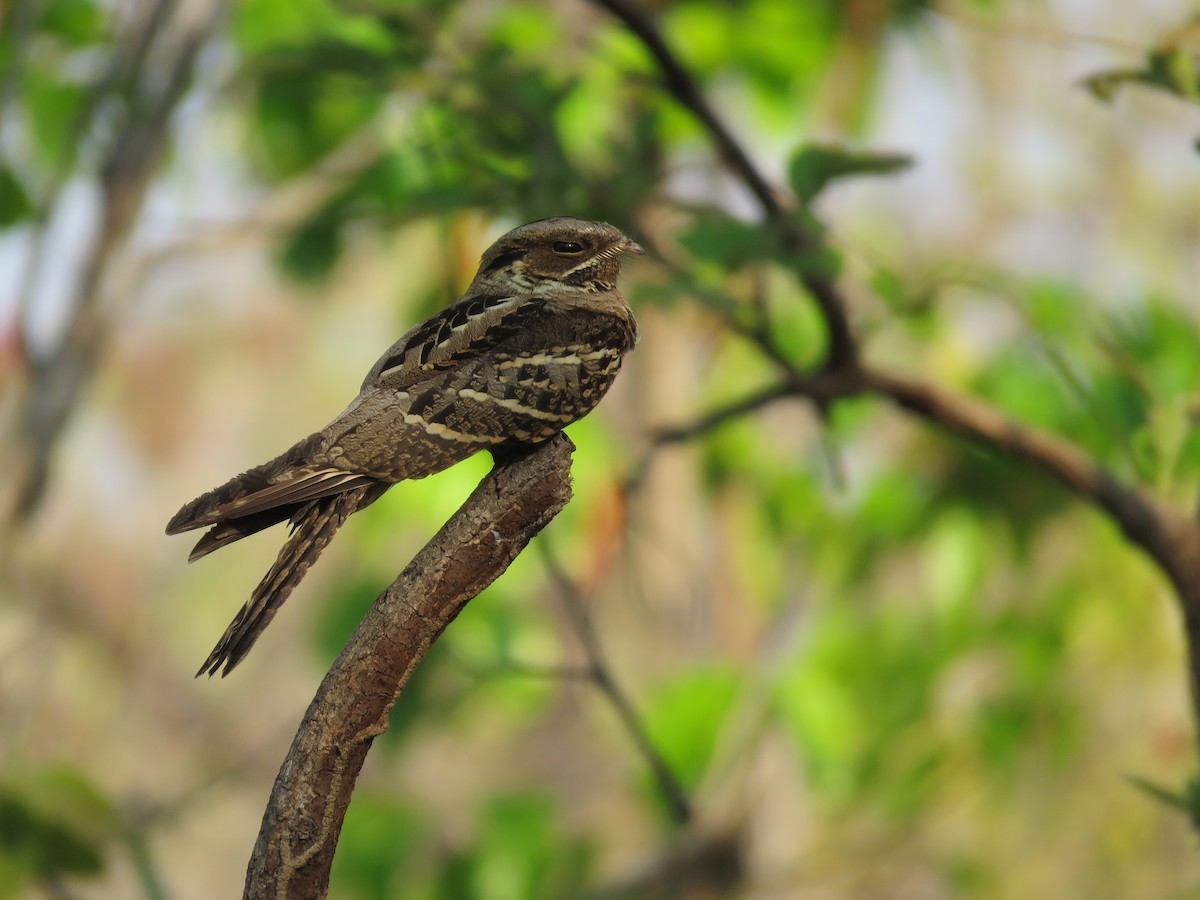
[167,217,643,677]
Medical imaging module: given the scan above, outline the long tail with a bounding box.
[197,484,371,677]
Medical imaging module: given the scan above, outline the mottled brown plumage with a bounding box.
[167,217,642,676]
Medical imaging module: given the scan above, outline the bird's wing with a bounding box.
[164,295,538,540]
[168,468,376,534]
[328,306,635,484]
[165,427,378,537]
[362,291,541,391]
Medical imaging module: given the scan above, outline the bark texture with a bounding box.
[244,434,575,899]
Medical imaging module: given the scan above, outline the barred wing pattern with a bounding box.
[332,298,636,481]
[170,293,635,676]
[168,215,641,676]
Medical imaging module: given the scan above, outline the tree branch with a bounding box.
[594,0,1200,755]
[588,0,781,217]
[858,366,1200,696]
[245,435,576,899]
[589,0,857,369]
[539,542,694,827]
[1,1,225,525]
[625,371,859,493]
[860,368,1183,568]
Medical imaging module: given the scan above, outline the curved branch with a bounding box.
[245,435,576,899]
[862,366,1200,713]
[860,368,1176,550]
[637,359,1200,718]
[594,0,1200,750]
[590,0,857,368]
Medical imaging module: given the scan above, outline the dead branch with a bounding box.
[245,435,575,900]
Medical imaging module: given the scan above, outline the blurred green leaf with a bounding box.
[663,0,838,127]
[1083,48,1200,106]
[678,211,775,272]
[331,793,428,900]
[788,143,913,204]
[432,793,593,900]
[0,766,119,892]
[0,165,35,228]
[1127,775,1200,829]
[923,506,986,617]
[39,0,106,46]
[279,204,344,282]
[1021,280,1085,340]
[251,69,383,180]
[234,0,398,56]
[23,71,89,173]
[764,280,825,367]
[1131,398,1192,487]
[870,267,911,309]
[643,668,741,804]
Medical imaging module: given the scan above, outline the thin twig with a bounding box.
[859,366,1187,571]
[538,541,694,827]
[590,0,858,371]
[625,382,797,494]
[590,0,1200,590]
[587,0,781,217]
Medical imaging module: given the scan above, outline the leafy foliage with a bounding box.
[3,0,1199,896]
[788,143,914,204]
[0,766,118,897]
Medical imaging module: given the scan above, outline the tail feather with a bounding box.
[196,485,370,677]
[188,505,301,562]
[166,434,327,535]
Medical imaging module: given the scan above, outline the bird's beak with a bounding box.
[620,238,645,256]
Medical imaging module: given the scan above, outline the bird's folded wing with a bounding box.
[165,468,376,534]
[365,293,542,390]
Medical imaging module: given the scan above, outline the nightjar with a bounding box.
[167,217,642,676]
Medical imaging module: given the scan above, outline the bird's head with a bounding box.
[472,217,644,294]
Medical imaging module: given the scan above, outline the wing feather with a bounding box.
[363,294,543,391]
[167,468,375,534]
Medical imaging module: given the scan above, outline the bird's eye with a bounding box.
[553,241,585,255]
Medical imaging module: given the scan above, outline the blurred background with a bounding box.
[3,0,1200,896]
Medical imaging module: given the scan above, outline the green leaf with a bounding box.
[331,793,427,900]
[788,143,913,204]
[1132,395,1198,488]
[234,0,398,57]
[23,71,89,172]
[642,667,741,801]
[436,793,594,900]
[0,767,119,886]
[251,68,384,180]
[1164,47,1200,101]
[1083,48,1200,106]
[678,211,772,272]
[39,0,107,46]
[278,207,343,282]
[0,165,35,228]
